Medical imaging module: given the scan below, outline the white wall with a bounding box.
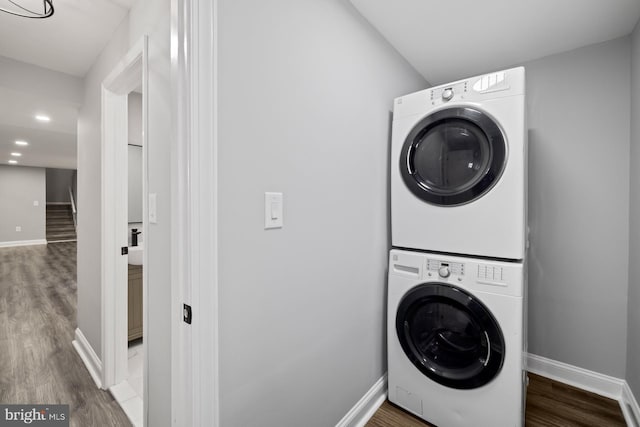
[76,0,172,424]
[45,168,75,203]
[216,1,426,425]
[627,21,640,396]
[0,166,45,243]
[522,37,630,378]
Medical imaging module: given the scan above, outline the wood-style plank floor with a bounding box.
[0,242,131,426]
[366,373,626,426]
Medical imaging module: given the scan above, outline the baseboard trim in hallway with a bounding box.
[336,374,387,427]
[0,239,47,248]
[72,328,103,389]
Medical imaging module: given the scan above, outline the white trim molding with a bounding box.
[336,375,387,427]
[0,239,47,248]
[527,353,624,400]
[622,382,640,427]
[172,0,219,425]
[72,328,103,389]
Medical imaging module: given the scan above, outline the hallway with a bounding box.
[0,242,131,426]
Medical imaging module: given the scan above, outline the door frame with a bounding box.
[101,37,148,394]
[172,0,219,425]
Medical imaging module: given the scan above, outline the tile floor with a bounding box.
[109,340,144,426]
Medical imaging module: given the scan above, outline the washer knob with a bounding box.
[442,88,454,101]
[438,266,451,278]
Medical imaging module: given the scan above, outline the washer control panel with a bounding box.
[427,259,465,279]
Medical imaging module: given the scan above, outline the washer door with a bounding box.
[396,283,505,389]
[399,107,506,206]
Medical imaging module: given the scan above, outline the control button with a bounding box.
[442,88,454,101]
[438,266,450,278]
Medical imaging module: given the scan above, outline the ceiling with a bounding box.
[0,87,78,169]
[350,0,640,85]
[0,0,136,169]
[0,0,135,76]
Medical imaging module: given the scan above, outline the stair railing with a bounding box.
[68,186,77,230]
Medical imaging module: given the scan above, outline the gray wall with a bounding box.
[217,0,426,426]
[523,37,630,378]
[627,22,640,396]
[128,92,143,222]
[46,168,75,203]
[0,166,45,243]
[76,0,172,424]
[77,14,129,366]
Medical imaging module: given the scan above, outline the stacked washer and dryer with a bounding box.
[387,67,528,426]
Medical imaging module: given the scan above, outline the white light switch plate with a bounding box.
[15,226,21,232]
[264,192,283,229]
[33,200,39,206]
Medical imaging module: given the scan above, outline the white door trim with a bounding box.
[101,37,148,397]
[171,0,219,425]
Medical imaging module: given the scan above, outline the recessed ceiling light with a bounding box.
[10,152,21,157]
[15,140,29,146]
[8,160,17,164]
[35,114,51,122]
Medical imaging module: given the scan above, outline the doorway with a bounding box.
[100,37,148,427]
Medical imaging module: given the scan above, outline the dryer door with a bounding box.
[396,283,505,389]
[399,107,506,206]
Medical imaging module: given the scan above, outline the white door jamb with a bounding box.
[101,37,148,394]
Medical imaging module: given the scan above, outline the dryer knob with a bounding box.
[438,266,451,278]
[442,88,454,101]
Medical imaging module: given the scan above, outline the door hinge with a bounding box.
[183,304,192,324]
[121,246,128,255]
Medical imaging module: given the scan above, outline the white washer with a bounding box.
[391,67,527,260]
[387,249,526,427]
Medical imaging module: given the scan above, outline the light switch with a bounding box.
[15,226,21,232]
[265,192,283,229]
[149,193,157,224]
[33,200,39,206]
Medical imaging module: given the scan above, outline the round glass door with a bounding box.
[400,107,506,206]
[396,283,505,389]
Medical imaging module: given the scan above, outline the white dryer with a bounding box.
[391,67,526,260]
[387,249,526,427]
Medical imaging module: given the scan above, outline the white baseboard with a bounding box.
[335,374,387,427]
[622,381,640,427]
[527,353,624,400]
[72,328,103,389]
[0,239,47,248]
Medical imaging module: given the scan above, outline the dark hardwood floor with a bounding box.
[0,242,131,426]
[367,373,626,427]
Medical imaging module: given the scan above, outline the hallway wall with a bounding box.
[216,1,426,426]
[46,168,75,203]
[0,165,45,244]
[76,0,172,425]
[627,19,640,397]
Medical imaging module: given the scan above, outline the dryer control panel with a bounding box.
[430,81,469,105]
